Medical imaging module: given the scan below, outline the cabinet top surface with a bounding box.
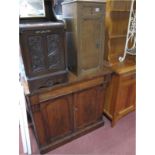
[62,0,106,4]
[21,67,112,95]
[20,22,64,31]
[111,60,136,74]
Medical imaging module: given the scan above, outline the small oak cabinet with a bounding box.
[62,0,106,76]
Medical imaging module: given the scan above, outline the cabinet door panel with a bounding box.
[20,33,47,76]
[74,86,104,129]
[20,27,67,78]
[80,18,102,70]
[116,74,136,116]
[40,95,73,141]
[28,35,46,73]
[46,33,65,71]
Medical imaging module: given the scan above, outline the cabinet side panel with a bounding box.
[62,3,78,75]
[104,74,119,119]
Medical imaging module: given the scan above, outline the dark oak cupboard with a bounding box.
[19,0,68,93]
[25,72,111,153]
[20,23,68,92]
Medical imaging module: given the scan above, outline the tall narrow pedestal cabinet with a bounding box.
[62,0,106,76]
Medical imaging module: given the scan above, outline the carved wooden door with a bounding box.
[74,85,104,129]
[46,33,66,72]
[40,94,73,142]
[20,32,46,77]
[20,29,66,77]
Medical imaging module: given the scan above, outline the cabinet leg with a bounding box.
[111,119,116,127]
[111,121,115,127]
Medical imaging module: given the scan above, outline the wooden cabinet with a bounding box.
[20,23,68,93]
[26,72,111,153]
[104,61,136,126]
[62,0,106,76]
[103,0,136,126]
[19,0,68,93]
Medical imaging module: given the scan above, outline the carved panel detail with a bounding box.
[47,34,64,69]
[28,36,45,72]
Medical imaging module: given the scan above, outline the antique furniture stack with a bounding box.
[24,70,111,153]
[20,0,112,154]
[19,0,136,154]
